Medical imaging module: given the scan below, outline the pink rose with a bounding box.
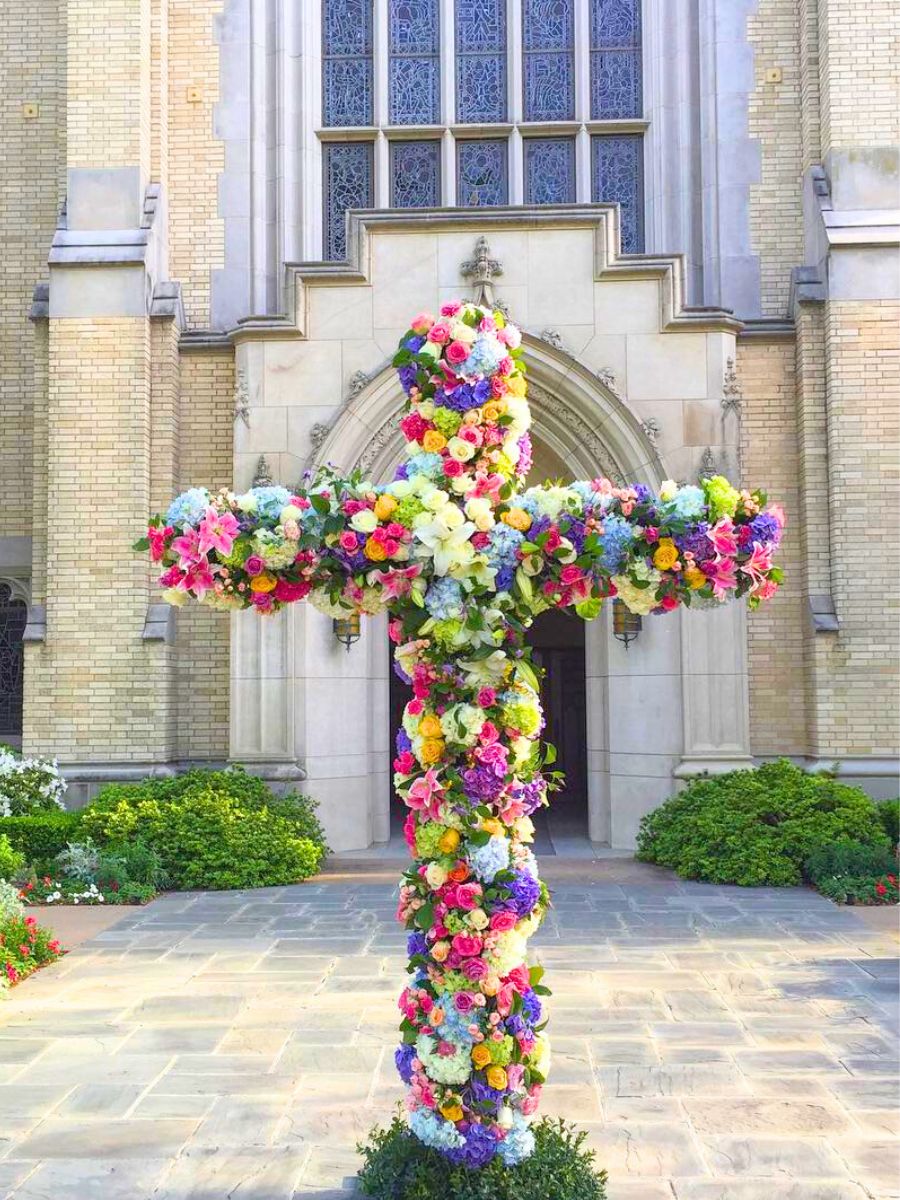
[490,911,518,932]
[644,526,659,542]
[506,1064,525,1091]
[452,933,483,958]
[394,751,415,775]
[659,593,679,611]
[339,531,358,552]
[244,555,264,576]
[445,341,469,365]
[471,532,490,550]
[504,965,530,994]
[559,565,583,585]
[443,458,464,478]
[273,580,311,603]
[407,698,424,715]
[449,882,482,911]
[250,592,274,612]
[476,741,508,771]
[496,984,515,1016]
[479,316,497,332]
[384,539,401,557]
[498,356,514,375]
[427,320,452,345]
[463,957,489,981]
[477,688,496,708]
[479,720,499,743]
[411,311,435,333]
[491,375,509,397]
[440,301,463,317]
[454,991,476,1013]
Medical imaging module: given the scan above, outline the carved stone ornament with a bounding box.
[640,417,661,446]
[540,328,565,351]
[460,236,503,307]
[356,415,400,476]
[721,357,742,417]
[698,447,718,480]
[347,369,370,398]
[233,369,250,425]
[309,422,331,451]
[252,454,275,487]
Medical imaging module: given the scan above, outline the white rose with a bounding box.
[424,488,450,512]
[467,907,489,930]
[425,862,448,889]
[447,437,476,462]
[451,322,477,345]
[387,480,412,498]
[659,479,678,501]
[418,400,435,418]
[350,509,378,534]
[162,587,188,607]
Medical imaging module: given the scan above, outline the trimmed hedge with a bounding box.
[636,760,889,887]
[79,767,328,890]
[0,811,83,868]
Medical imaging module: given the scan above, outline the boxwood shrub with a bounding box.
[79,767,328,890]
[0,811,83,869]
[636,760,889,887]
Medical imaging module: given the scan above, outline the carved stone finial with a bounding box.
[721,357,742,417]
[347,369,370,398]
[540,328,565,351]
[252,454,274,487]
[640,418,661,447]
[698,447,718,480]
[461,236,503,307]
[233,369,250,426]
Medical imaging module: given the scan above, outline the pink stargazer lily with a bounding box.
[197,506,239,557]
[406,768,445,820]
[369,564,423,599]
[706,517,738,557]
[179,558,217,598]
[739,541,772,587]
[707,555,738,599]
[171,528,203,568]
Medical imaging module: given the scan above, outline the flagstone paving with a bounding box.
[0,863,897,1200]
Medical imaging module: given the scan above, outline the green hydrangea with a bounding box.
[415,821,450,860]
[500,697,541,737]
[444,911,468,934]
[394,496,428,528]
[432,619,464,649]
[218,534,252,567]
[703,474,741,521]
[433,408,463,438]
[438,969,473,994]
[486,1034,515,1066]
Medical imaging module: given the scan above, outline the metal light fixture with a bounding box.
[332,613,361,651]
[612,597,642,649]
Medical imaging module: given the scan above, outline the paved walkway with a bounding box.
[1,863,897,1200]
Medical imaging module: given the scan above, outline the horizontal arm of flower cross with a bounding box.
[138,300,783,1170]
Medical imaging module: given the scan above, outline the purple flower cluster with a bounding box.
[495,868,541,919]
[437,378,492,413]
[398,364,418,394]
[516,433,533,476]
[407,931,428,957]
[750,512,780,545]
[396,728,412,756]
[676,526,714,562]
[395,1043,416,1084]
[446,1122,499,1169]
[462,764,507,803]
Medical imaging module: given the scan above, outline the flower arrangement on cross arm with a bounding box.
[138,299,784,1170]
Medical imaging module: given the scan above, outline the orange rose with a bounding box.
[249,572,277,593]
[502,508,532,532]
[422,430,447,453]
[420,738,445,765]
[364,536,387,561]
[448,862,470,883]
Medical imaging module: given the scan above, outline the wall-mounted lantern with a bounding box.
[612,598,642,649]
[332,613,361,652]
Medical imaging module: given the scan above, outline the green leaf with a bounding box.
[529,964,545,987]
[310,493,331,516]
[132,537,150,552]
[515,567,533,602]
[414,901,434,932]
[516,658,540,692]
[543,743,557,766]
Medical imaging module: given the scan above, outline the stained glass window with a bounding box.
[389,0,441,125]
[522,0,575,122]
[591,134,644,253]
[457,140,508,206]
[391,140,442,206]
[322,0,373,127]
[590,0,642,119]
[524,138,575,204]
[456,0,507,123]
[0,584,26,738]
[324,142,374,260]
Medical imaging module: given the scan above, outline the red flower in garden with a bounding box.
[875,881,887,897]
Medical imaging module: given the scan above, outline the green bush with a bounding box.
[0,834,25,881]
[636,760,889,887]
[877,798,899,847]
[357,1118,607,1200]
[80,767,327,890]
[804,838,898,885]
[0,811,83,867]
[815,872,898,906]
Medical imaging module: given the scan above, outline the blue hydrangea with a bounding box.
[497,1115,536,1165]
[395,1043,417,1084]
[425,577,464,620]
[406,452,444,480]
[599,513,635,572]
[456,336,504,380]
[446,1122,499,1168]
[750,512,780,544]
[486,523,524,569]
[468,835,510,882]
[665,484,706,521]
[165,487,211,529]
[250,485,292,524]
[409,1108,465,1152]
[439,1004,476,1045]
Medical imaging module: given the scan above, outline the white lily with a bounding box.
[413,511,477,576]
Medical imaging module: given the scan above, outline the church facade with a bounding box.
[1,0,897,851]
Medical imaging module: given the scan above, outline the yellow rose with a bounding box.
[471,1045,492,1069]
[486,1066,508,1091]
[481,975,501,997]
[420,738,445,765]
[249,572,277,593]
[481,818,503,837]
[440,1102,463,1123]
[506,374,526,398]
[481,401,504,423]
[373,494,397,521]
[684,566,707,589]
[439,828,461,855]
[419,714,442,738]
[502,508,532,532]
[364,537,387,562]
[422,430,447,453]
[652,538,679,572]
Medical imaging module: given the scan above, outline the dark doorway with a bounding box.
[0,583,27,745]
[526,607,588,811]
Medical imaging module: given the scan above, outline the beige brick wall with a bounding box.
[168,1,224,328]
[24,318,175,761]
[747,0,805,317]
[819,0,900,157]
[174,350,234,760]
[0,0,65,542]
[67,0,150,171]
[739,336,808,755]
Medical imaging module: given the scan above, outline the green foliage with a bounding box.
[80,767,327,890]
[357,1118,607,1200]
[804,838,898,885]
[877,798,900,847]
[814,872,898,906]
[636,760,889,887]
[0,812,83,868]
[0,834,25,881]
